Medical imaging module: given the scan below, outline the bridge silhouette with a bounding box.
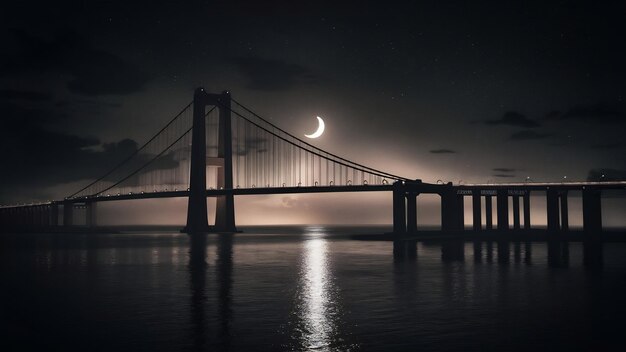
[1,88,624,235]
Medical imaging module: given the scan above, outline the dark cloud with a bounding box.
[230,56,317,91]
[485,111,540,128]
[509,130,552,141]
[587,168,626,182]
[493,168,515,172]
[2,30,151,96]
[493,174,516,178]
[546,103,626,124]
[0,89,51,101]
[0,104,169,201]
[429,149,456,154]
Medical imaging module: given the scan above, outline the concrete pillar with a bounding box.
[51,204,59,227]
[523,193,531,230]
[214,91,237,233]
[86,202,97,228]
[392,181,406,234]
[63,202,74,227]
[546,188,560,233]
[512,195,520,230]
[42,206,50,228]
[485,195,493,230]
[472,190,481,231]
[406,193,417,233]
[441,185,462,232]
[560,192,569,232]
[183,88,211,233]
[496,189,509,231]
[582,188,602,235]
[456,195,465,230]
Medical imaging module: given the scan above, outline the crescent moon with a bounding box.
[304,116,325,139]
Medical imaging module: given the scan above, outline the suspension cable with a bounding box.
[217,101,401,181]
[68,101,193,198]
[231,98,409,181]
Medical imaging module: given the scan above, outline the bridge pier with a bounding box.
[51,204,59,227]
[512,195,520,230]
[183,88,211,233]
[523,193,531,230]
[485,195,493,230]
[406,192,417,233]
[86,202,97,228]
[546,189,560,233]
[441,184,463,232]
[472,190,481,231]
[392,181,406,234]
[582,188,602,235]
[63,202,74,227]
[214,91,237,233]
[560,192,569,231]
[496,189,509,231]
[184,89,237,233]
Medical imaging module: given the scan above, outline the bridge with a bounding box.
[1,88,624,235]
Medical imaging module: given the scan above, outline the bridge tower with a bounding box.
[183,88,237,233]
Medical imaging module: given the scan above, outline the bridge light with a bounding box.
[382,179,388,185]
[314,181,318,186]
[329,181,334,186]
[297,182,301,187]
[347,180,352,186]
[282,183,286,187]
[363,180,368,185]
[252,184,256,188]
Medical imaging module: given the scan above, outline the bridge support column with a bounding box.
[582,188,602,235]
[63,202,74,227]
[496,189,509,231]
[42,206,50,228]
[184,88,211,233]
[472,190,481,231]
[523,193,531,230]
[546,189,560,234]
[86,202,97,228]
[51,204,59,227]
[560,191,569,232]
[406,192,417,233]
[485,195,493,230]
[392,181,406,234]
[457,195,465,230]
[214,91,237,233]
[512,195,520,230]
[441,184,462,232]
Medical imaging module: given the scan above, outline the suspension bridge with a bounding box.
[0,88,624,235]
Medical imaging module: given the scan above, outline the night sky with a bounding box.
[1,1,625,223]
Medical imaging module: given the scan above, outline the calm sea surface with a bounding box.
[1,227,625,351]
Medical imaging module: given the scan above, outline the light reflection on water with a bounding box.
[1,229,625,351]
[301,236,334,350]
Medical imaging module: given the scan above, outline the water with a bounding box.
[1,227,625,351]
